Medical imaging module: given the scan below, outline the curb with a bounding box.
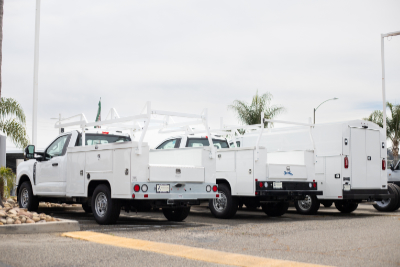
[0,219,80,235]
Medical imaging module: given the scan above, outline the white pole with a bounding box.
[381,31,400,145]
[58,113,61,135]
[32,0,41,146]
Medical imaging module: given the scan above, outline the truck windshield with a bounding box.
[76,134,131,146]
[187,138,229,149]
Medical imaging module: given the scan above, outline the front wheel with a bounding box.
[334,201,358,213]
[91,184,121,225]
[294,195,320,215]
[162,207,191,221]
[262,202,289,217]
[18,182,39,212]
[209,183,238,219]
[373,183,400,212]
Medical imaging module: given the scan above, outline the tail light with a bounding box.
[212,185,218,192]
[102,131,109,134]
[382,159,386,170]
[259,182,263,188]
[344,156,349,169]
[132,194,135,199]
[134,184,140,192]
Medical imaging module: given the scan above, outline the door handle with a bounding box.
[52,163,58,167]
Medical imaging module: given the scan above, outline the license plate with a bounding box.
[273,182,282,189]
[343,184,351,191]
[156,184,170,193]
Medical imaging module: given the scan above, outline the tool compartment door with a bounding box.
[351,128,367,188]
[66,152,86,196]
[216,151,235,172]
[366,130,381,188]
[149,165,205,182]
[235,150,254,195]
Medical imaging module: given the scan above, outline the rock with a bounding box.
[0,219,6,224]
[0,211,6,217]
[32,212,38,217]
[32,216,40,222]
[39,203,48,208]
[0,222,3,225]
[6,218,14,224]
[20,217,27,223]
[8,209,18,215]
[51,218,57,222]
[26,219,35,224]
[14,220,21,224]
[18,211,32,219]
[6,198,15,204]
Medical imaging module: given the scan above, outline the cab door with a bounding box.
[36,134,71,195]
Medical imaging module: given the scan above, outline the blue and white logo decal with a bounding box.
[284,166,293,176]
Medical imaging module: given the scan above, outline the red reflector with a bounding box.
[338,196,342,198]
[132,194,135,199]
[255,192,259,195]
[216,194,219,198]
[212,185,218,192]
[144,194,148,198]
[259,182,263,188]
[344,156,349,169]
[255,179,258,182]
[205,136,208,139]
[134,184,140,192]
[102,131,109,134]
[313,183,317,188]
[382,159,386,170]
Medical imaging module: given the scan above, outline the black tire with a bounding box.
[294,195,320,215]
[208,183,238,219]
[262,202,289,217]
[334,201,358,213]
[373,183,399,212]
[91,184,121,225]
[82,202,92,213]
[321,201,333,208]
[18,181,39,212]
[390,184,400,211]
[162,207,191,221]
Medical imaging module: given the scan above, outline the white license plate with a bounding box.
[156,184,170,193]
[343,184,351,191]
[273,182,282,189]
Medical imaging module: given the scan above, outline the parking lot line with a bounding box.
[62,231,330,267]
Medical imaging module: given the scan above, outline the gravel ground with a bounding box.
[0,203,399,267]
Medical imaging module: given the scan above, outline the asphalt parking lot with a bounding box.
[0,203,399,267]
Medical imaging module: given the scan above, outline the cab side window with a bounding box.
[45,135,70,159]
[157,139,178,149]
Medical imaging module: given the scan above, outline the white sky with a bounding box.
[3,0,400,150]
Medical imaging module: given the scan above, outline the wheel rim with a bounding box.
[297,195,312,211]
[20,188,29,208]
[375,198,391,208]
[95,192,108,217]
[213,191,227,212]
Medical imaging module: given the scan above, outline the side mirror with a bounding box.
[390,164,395,171]
[24,145,35,161]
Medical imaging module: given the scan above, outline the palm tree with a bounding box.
[365,102,400,162]
[229,90,285,130]
[0,98,29,148]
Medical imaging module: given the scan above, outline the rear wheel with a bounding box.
[294,195,320,215]
[91,184,121,225]
[335,201,358,213]
[373,183,399,212]
[209,183,238,219]
[162,207,191,221]
[18,182,39,212]
[262,202,289,217]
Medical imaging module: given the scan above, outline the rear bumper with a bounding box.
[343,189,392,200]
[255,181,321,200]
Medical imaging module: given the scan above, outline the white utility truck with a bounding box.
[235,119,394,214]
[17,103,218,224]
[155,114,322,218]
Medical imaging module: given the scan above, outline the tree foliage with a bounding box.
[0,97,29,148]
[364,102,400,162]
[0,166,15,200]
[228,91,285,130]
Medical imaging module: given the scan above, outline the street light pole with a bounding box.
[32,0,41,146]
[313,98,338,124]
[381,31,400,145]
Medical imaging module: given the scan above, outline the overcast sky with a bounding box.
[3,0,400,150]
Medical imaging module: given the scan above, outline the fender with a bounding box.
[16,159,37,195]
